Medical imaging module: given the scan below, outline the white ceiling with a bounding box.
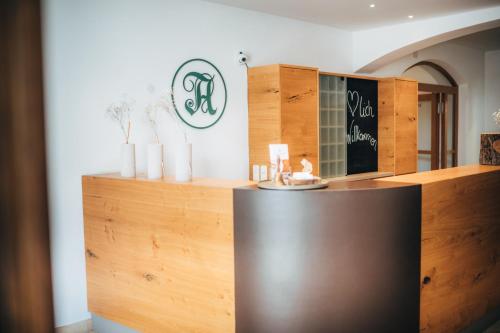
[204,0,500,31]
[448,26,500,51]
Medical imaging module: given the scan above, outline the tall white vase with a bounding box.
[121,143,136,178]
[175,143,192,182]
[147,143,164,179]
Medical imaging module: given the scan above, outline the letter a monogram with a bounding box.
[182,72,217,115]
[171,59,227,129]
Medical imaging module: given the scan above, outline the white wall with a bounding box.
[370,42,486,166]
[42,0,352,327]
[485,50,500,132]
[352,6,500,72]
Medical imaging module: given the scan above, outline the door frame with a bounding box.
[407,62,459,169]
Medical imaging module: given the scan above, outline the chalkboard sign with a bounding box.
[346,78,378,175]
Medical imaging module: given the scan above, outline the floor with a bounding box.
[485,320,500,333]
[60,315,500,333]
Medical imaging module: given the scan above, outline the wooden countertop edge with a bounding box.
[326,171,394,183]
[379,164,500,185]
[82,165,500,190]
[82,173,255,189]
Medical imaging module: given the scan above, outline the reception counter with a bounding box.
[233,181,421,333]
[82,165,500,333]
[380,165,500,333]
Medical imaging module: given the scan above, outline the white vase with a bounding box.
[147,143,164,179]
[120,143,136,178]
[175,143,192,182]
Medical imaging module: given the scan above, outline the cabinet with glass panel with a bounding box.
[247,64,418,181]
[319,75,346,178]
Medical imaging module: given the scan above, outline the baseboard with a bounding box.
[55,319,93,333]
[91,314,138,333]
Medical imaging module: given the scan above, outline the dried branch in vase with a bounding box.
[106,96,134,144]
[156,89,188,143]
[145,85,188,144]
[145,86,161,144]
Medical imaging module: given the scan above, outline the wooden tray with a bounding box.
[257,180,329,191]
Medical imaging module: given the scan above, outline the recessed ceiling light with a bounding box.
[369,4,375,8]
[408,15,414,19]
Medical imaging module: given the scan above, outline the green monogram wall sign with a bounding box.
[171,58,227,129]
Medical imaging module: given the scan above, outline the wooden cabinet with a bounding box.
[83,175,254,333]
[248,64,319,176]
[248,65,418,179]
[378,78,418,175]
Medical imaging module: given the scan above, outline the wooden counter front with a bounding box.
[82,175,253,333]
[381,165,500,333]
[83,166,500,333]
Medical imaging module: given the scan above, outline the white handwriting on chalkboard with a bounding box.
[347,90,375,118]
[347,120,377,151]
[347,90,359,117]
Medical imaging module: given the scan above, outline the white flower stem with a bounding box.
[126,120,131,144]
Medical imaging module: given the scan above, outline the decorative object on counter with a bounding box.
[480,133,500,165]
[301,158,313,173]
[479,109,500,166]
[285,158,322,186]
[252,164,268,182]
[120,143,136,178]
[274,156,284,185]
[152,87,192,181]
[259,165,268,181]
[145,86,164,179]
[257,180,328,191]
[269,144,289,182]
[252,165,260,182]
[259,155,326,190]
[171,58,227,129]
[106,97,135,177]
[147,144,163,179]
[175,143,192,182]
[494,109,500,127]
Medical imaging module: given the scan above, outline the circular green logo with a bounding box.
[171,58,227,129]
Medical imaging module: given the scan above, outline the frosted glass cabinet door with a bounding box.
[319,75,346,178]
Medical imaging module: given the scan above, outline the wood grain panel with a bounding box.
[381,165,500,333]
[280,66,319,174]
[381,164,499,184]
[83,175,252,333]
[394,79,418,175]
[0,0,54,331]
[378,78,395,173]
[248,64,319,177]
[248,65,281,177]
[377,78,418,175]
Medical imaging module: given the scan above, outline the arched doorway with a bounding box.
[403,61,458,171]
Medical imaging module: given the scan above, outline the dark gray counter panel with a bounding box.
[234,183,421,333]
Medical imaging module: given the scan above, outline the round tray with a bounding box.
[257,180,329,191]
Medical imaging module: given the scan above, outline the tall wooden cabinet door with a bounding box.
[280,66,319,174]
[247,65,281,176]
[394,79,418,175]
[378,79,396,174]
